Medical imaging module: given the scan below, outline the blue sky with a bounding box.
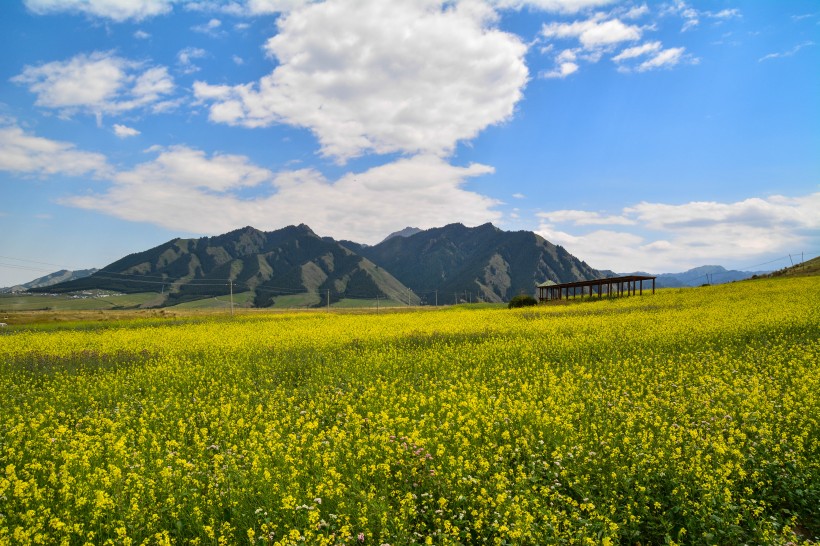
[1,0,817,286]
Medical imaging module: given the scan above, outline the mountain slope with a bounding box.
[356,223,603,303]
[38,225,416,307]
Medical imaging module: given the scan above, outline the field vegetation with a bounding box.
[0,277,818,545]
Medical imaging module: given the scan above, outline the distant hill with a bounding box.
[1,268,98,294]
[621,265,767,288]
[36,225,417,307]
[353,223,603,303]
[37,223,604,307]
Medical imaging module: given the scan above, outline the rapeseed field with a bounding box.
[0,277,818,545]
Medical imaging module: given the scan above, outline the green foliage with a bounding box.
[508,293,537,308]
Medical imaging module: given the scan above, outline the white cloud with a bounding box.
[759,41,815,62]
[612,41,661,61]
[537,193,820,272]
[663,1,740,32]
[134,30,151,39]
[12,51,174,120]
[178,47,208,74]
[24,0,175,21]
[542,16,642,47]
[541,61,579,78]
[0,124,109,177]
[64,150,501,243]
[20,0,624,20]
[112,145,272,192]
[113,124,140,138]
[194,0,528,161]
[539,12,694,76]
[245,0,312,14]
[192,18,225,36]
[194,0,617,17]
[635,46,686,71]
[489,0,614,12]
[710,8,740,19]
[621,4,649,19]
[611,41,695,73]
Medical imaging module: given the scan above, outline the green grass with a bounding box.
[269,292,322,308]
[0,291,161,311]
[167,291,255,309]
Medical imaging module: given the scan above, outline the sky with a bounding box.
[0,0,818,287]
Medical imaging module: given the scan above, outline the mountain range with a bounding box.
[620,265,766,288]
[13,224,772,307]
[27,223,601,307]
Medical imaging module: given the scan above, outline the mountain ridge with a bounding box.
[33,223,603,307]
[0,268,98,294]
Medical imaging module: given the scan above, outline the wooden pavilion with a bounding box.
[537,275,656,303]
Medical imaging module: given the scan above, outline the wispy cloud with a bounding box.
[759,41,815,62]
[542,15,642,48]
[539,5,702,76]
[192,18,225,37]
[612,41,662,61]
[663,1,741,32]
[177,47,208,74]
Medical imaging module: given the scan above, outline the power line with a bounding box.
[90,274,231,287]
[0,262,54,273]
[0,255,67,268]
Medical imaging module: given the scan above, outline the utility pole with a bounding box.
[407,288,411,307]
[434,290,438,307]
[229,280,234,317]
[327,289,330,311]
[376,295,379,313]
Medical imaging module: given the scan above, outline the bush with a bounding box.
[508,294,537,308]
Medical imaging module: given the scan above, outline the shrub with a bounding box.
[508,294,537,308]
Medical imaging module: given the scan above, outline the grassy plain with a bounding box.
[0,292,161,312]
[0,277,818,545]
